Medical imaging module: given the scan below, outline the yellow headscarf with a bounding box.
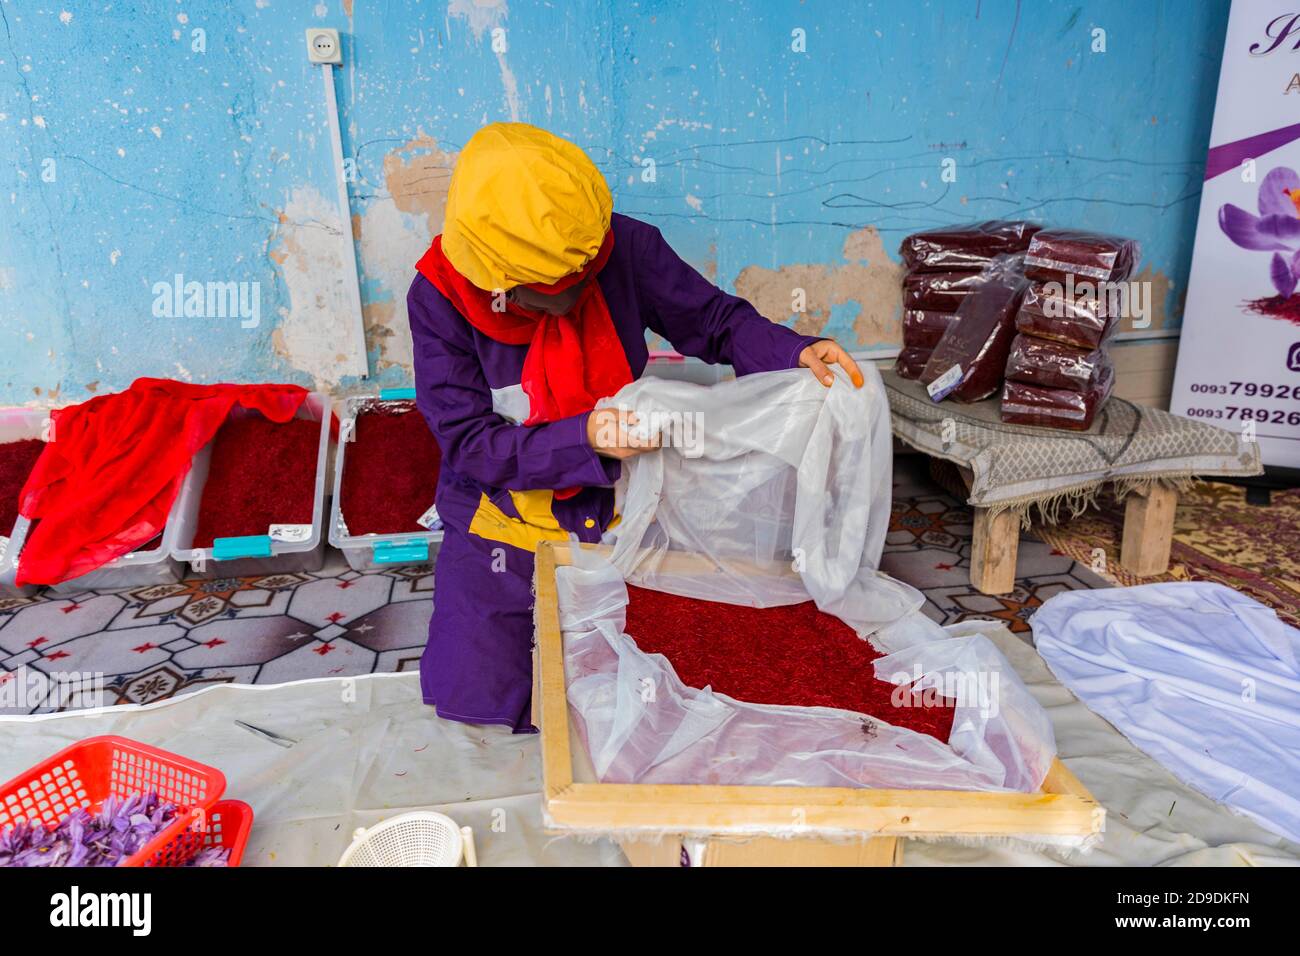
[441,123,613,292]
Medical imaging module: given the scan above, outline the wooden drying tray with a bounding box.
[533,546,1102,868]
[532,541,1103,867]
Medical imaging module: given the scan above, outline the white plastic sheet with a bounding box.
[563,367,1056,794]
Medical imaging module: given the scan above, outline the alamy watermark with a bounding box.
[0,668,107,711]
[887,663,1001,720]
[598,406,705,458]
[1039,275,1152,329]
[151,273,260,329]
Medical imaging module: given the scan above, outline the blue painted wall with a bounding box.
[0,0,1231,404]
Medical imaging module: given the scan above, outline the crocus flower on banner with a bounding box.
[1219,166,1300,298]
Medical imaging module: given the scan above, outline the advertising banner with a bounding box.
[1170,3,1300,468]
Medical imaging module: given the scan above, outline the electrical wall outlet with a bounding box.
[305,28,342,65]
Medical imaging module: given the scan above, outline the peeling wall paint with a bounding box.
[735,228,904,347]
[0,0,1230,404]
[269,185,357,385]
[357,132,458,373]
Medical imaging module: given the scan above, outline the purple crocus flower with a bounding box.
[0,791,182,867]
[1219,166,1300,298]
[185,846,232,867]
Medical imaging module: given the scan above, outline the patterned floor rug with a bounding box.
[1035,479,1300,629]
[0,563,435,715]
[0,458,1110,716]
[882,456,1109,636]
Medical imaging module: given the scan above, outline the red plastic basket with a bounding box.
[194,799,253,867]
[0,735,226,867]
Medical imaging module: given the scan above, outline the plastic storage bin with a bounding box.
[170,392,332,578]
[1,408,189,596]
[0,408,48,598]
[0,734,226,867]
[45,494,187,596]
[329,390,443,571]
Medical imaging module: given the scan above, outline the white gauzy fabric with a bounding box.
[558,367,1057,795]
[601,366,916,632]
[1032,582,1300,843]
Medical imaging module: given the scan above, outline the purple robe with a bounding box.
[409,213,822,731]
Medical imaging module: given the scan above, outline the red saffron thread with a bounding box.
[193,416,319,548]
[1244,295,1300,326]
[0,439,44,537]
[339,405,441,536]
[623,585,955,743]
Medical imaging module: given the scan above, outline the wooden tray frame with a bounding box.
[533,542,1103,864]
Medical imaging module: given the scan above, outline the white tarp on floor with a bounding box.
[0,624,1296,866]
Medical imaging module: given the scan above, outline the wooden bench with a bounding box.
[964,465,1179,595]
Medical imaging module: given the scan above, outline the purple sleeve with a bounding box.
[409,279,620,491]
[632,222,824,375]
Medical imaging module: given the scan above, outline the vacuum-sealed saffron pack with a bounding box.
[1000,363,1115,431]
[899,220,1040,273]
[1015,280,1122,349]
[1022,228,1140,285]
[901,270,986,311]
[1004,334,1112,392]
[901,309,959,349]
[920,257,1029,403]
[894,345,933,380]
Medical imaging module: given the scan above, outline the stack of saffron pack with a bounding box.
[894,221,1041,379]
[999,228,1140,430]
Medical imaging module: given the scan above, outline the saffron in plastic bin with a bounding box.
[0,439,44,538]
[339,405,442,536]
[193,416,319,549]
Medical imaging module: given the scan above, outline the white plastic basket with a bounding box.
[337,811,477,867]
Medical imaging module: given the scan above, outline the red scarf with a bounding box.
[415,229,631,427]
[18,379,313,586]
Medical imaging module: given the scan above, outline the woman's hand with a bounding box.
[799,339,865,388]
[586,407,660,460]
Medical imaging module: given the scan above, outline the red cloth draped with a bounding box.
[415,229,631,427]
[17,378,311,586]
